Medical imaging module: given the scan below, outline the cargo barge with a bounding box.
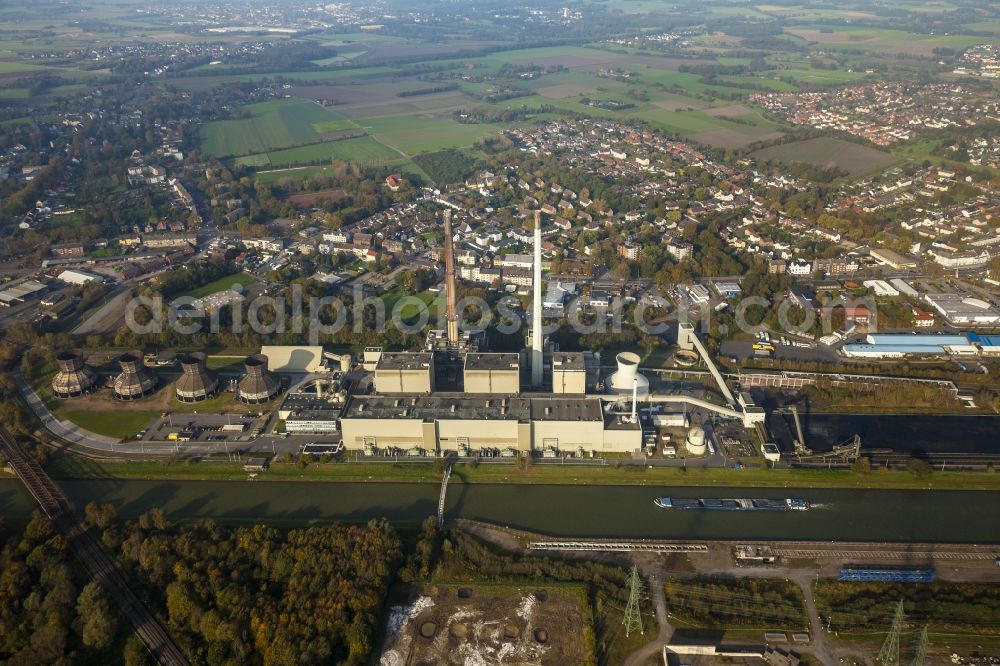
[654,497,809,511]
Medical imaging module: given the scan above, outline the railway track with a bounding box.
[0,427,189,666]
[776,548,995,560]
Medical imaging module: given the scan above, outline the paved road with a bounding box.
[18,371,308,456]
[18,374,121,449]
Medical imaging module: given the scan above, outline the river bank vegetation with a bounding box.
[816,580,1000,634]
[0,514,134,665]
[815,580,1000,658]
[664,576,807,629]
[0,510,402,666]
[44,452,1000,491]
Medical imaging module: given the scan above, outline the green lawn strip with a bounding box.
[46,457,1000,490]
[180,272,257,299]
[55,410,161,440]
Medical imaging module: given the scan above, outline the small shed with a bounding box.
[243,457,270,473]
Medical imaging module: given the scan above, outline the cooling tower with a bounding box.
[51,351,98,398]
[237,354,281,404]
[174,352,219,402]
[113,353,158,401]
[607,351,649,396]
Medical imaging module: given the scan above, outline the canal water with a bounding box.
[3,479,999,543]
[769,413,1000,455]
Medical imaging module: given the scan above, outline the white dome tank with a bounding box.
[686,426,707,455]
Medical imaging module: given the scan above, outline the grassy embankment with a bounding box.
[45,454,1000,490]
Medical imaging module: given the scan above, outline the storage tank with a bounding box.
[685,426,707,456]
[337,353,352,373]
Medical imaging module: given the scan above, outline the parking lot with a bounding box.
[137,413,269,443]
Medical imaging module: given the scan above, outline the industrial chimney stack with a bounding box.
[443,209,459,345]
[531,211,544,386]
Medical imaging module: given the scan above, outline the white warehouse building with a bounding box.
[57,269,103,285]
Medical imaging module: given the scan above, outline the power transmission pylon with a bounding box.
[622,565,645,638]
[877,600,906,666]
[911,625,929,666]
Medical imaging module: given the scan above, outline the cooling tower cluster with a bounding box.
[174,352,219,402]
[237,354,281,404]
[113,353,158,401]
[51,351,98,398]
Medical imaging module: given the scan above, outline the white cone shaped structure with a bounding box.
[607,352,649,396]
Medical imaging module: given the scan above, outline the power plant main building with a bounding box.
[340,210,642,455]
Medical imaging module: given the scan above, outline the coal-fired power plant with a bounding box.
[337,205,764,456]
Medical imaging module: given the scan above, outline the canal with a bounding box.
[3,478,1000,543]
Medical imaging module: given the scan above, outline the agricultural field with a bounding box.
[195,34,926,167]
[199,98,350,158]
[362,116,516,155]
[238,135,404,169]
[783,27,987,56]
[751,137,900,176]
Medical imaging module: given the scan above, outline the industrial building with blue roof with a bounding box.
[843,333,980,358]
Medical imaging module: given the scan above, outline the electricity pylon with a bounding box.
[911,625,929,666]
[877,600,906,666]
[622,565,645,638]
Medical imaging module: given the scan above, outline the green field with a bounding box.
[200,98,349,158]
[770,67,868,85]
[0,87,28,99]
[182,272,258,299]
[313,117,362,134]
[238,135,404,168]
[364,116,516,155]
[752,137,900,176]
[253,166,335,183]
[784,26,988,56]
[0,59,57,74]
[194,43,802,164]
[56,410,160,440]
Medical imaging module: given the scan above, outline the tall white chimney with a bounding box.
[630,377,638,421]
[531,211,543,386]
